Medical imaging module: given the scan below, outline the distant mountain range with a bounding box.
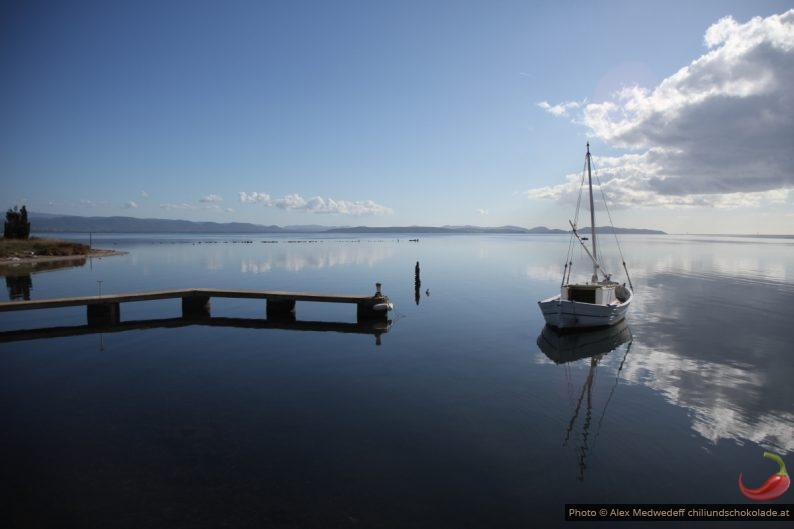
[27,212,666,235]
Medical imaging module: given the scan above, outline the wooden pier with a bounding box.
[0,284,392,326]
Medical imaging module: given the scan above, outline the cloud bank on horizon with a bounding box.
[239,192,394,216]
[531,9,794,210]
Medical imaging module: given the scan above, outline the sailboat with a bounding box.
[538,143,633,329]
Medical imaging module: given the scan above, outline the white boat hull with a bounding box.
[538,294,631,329]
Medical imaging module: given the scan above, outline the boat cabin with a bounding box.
[562,284,618,305]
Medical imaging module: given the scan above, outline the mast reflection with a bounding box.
[537,321,633,481]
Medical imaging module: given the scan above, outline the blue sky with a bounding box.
[2,0,793,233]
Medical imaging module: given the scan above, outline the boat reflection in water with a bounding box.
[538,319,632,364]
[537,320,633,480]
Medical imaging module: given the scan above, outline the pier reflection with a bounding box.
[537,321,632,481]
[0,315,392,346]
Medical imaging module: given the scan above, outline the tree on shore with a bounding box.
[4,205,31,239]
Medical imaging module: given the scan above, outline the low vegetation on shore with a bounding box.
[0,237,90,258]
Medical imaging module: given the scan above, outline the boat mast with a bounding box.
[586,142,598,283]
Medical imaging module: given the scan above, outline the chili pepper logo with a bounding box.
[738,452,790,501]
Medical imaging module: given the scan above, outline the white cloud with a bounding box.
[79,199,96,208]
[537,100,585,118]
[475,208,489,215]
[525,151,792,209]
[280,195,394,215]
[200,194,223,203]
[533,10,794,208]
[159,203,197,210]
[239,191,393,216]
[239,191,272,204]
[141,191,149,198]
[274,193,306,210]
[124,201,138,209]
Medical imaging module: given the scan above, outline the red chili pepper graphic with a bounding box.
[739,452,790,501]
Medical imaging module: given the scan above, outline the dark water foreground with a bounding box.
[1,234,792,528]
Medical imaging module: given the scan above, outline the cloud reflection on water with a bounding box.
[623,267,794,453]
[240,244,396,273]
[631,278,790,455]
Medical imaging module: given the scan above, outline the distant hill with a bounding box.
[29,213,286,234]
[27,212,666,235]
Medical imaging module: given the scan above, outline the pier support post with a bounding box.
[182,296,211,319]
[267,299,296,321]
[87,302,120,326]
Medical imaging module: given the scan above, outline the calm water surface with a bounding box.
[1,233,793,528]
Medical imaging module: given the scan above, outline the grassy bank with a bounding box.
[0,237,90,258]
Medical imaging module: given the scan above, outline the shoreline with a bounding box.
[0,248,126,274]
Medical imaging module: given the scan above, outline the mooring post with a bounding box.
[414,262,421,305]
[182,295,211,319]
[87,302,120,326]
[357,282,390,321]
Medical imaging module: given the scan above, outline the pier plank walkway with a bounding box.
[0,285,392,325]
[0,288,376,311]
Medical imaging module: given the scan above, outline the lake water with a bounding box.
[2,233,793,528]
